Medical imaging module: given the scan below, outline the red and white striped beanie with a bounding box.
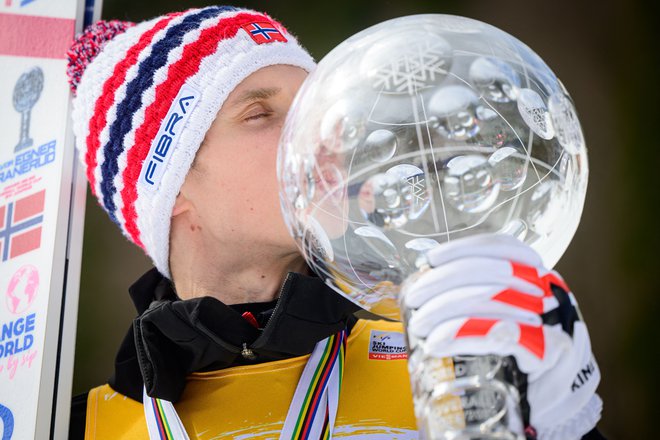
[67,6,315,279]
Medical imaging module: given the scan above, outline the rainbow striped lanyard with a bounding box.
[143,330,347,440]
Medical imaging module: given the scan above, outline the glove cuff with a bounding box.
[537,394,602,440]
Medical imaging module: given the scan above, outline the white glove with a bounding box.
[402,234,602,440]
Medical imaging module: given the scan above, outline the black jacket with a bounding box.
[70,268,360,438]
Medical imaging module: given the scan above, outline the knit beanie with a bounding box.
[67,6,315,279]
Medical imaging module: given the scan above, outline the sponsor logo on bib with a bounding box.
[369,330,407,360]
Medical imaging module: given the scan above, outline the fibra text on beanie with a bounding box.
[66,6,315,279]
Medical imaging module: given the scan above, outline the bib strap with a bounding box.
[143,387,190,440]
[280,330,347,440]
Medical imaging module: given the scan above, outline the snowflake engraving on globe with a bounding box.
[278,15,588,318]
[362,31,452,94]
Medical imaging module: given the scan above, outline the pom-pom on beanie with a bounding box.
[67,6,315,279]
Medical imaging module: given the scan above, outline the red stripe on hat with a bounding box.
[85,13,182,196]
[455,318,498,338]
[518,324,544,359]
[0,13,74,59]
[119,12,271,245]
[492,288,544,314]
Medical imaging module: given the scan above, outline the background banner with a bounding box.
[0,0,94,437]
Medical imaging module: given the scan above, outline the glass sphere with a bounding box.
[278,14,588,319]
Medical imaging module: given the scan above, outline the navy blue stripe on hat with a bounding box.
[99,5,238,224]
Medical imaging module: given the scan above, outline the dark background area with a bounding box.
[72,0,660,437]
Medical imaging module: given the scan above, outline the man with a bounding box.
[67,6,604,439]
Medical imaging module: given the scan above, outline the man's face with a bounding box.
[179,65,308,255]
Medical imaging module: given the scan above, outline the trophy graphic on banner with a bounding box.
[13,66,44,153]
[278,15,588,439]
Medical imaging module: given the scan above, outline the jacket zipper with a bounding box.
[240,272,293,359]
[262,272,293,331]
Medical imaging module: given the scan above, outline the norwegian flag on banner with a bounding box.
[0,189,45,262]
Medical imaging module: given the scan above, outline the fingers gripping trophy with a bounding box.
[278,15,593,440]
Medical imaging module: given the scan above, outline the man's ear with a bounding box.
[172,192,193,217]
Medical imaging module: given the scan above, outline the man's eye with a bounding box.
[244,112,270,121]
[241,103,273,122]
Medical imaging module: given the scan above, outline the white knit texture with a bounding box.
[110,9,238,237]
[95,13,192,203]
[91,17,174,200]
[72,17,161,195]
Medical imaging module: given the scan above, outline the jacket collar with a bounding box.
[110,268,360,402]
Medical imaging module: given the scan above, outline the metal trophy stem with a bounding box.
[16,108,34,152]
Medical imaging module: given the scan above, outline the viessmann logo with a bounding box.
[369,330,407,360]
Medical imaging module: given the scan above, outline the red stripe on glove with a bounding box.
[455,318,498,337]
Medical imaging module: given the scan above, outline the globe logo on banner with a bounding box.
[0,403,13,440]
[12,67,44,153]
[5,265,39,315]
[0,190,45,263]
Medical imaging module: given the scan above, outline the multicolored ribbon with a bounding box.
[143,330,347,440]
[279,330,347,440]
[143,387,190,440]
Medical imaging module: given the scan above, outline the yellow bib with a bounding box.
[85,319,418,439]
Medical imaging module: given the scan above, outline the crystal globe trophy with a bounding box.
[278,14,588,439]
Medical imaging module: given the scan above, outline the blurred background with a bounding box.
[72,0,659,437]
